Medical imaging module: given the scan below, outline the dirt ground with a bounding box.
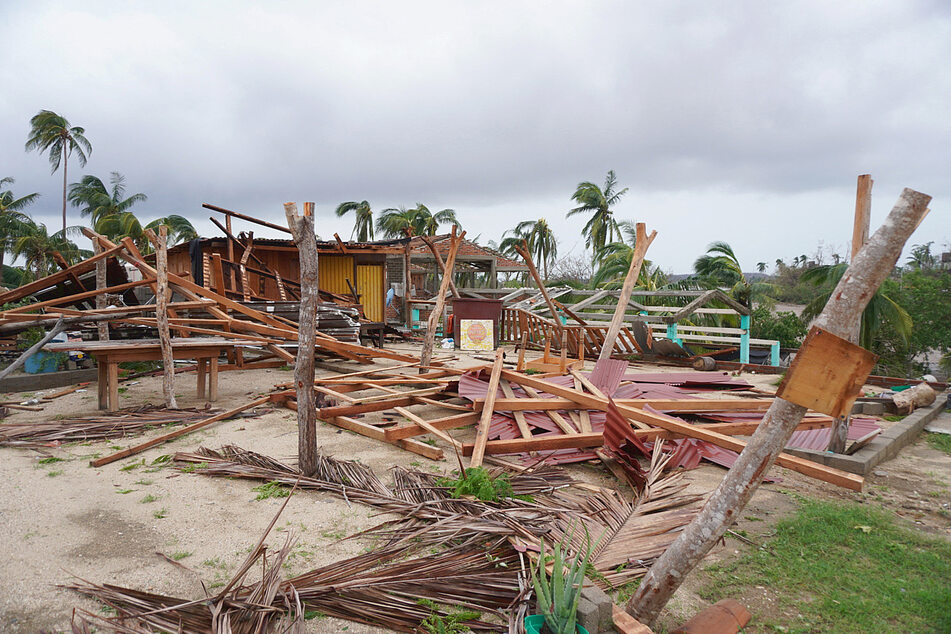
[0,344,948,633]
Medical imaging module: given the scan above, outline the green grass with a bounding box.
[140,494,158,504]
[119,459,145,472]
[252,481,290,500]
[170,551,192,561]
[115,489,135,494]
[925,432,951,455]
[700,497,951,633]
[47,470,63,477]
[37,456,64,464]
[153,508,168,519]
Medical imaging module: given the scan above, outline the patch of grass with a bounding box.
[115,489,135,494]
[523,368,543,375]
[700,497,951,633]
[884,414,906,422]
[437,467,532,503]
[153,508,168,519]
[119,458,146,472]
[47,470,63,477]
[925,432,951,455]
[38,456,64,464]
[321,530,346,540]
[303,610,325,620]
[180,461,209,473]
[140,494,158,504]
[170,551,192,561]
[202,557,226,569]
[417,598,480,634]
[252,481,290,500]
[134,479,153,486]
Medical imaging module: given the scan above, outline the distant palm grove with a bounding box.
[5,110,949,377]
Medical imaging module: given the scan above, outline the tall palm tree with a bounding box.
[499,218,557,280]
[376,204,460,239]
[801,263,912,349]
[0,177,39,272]
[906,242,936,271]
[24,110,92,233]
[335,200,375,242]
[94,212,197,254]
[567,169,628,257]
[68,172,147,225]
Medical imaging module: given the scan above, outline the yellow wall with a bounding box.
[319,255,354,295]
[356,264,384,321]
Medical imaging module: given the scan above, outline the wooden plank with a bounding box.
[598,222,656,360]
[472,397,772,412]
[0,243,125,305]
[89,396,270,467]
[461,432,603,456]
[500,380,533,439]
[384,411,480,441]
[470,348,505,467]
[394,406,462,448]
[204,202,293,234]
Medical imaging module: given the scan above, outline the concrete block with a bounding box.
[577,583,614,633]
[862,402,885,416]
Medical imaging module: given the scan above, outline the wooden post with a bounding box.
[470,348,505,467]
[420,235,460,298]
[598,222,656,362]
[403,234,413,329]
[626,188,932,625]
[829,175,874,452]
[419,226,464,372]
[514,240,563,338]
[284,201,320,476]
[226,214,237,292]
[93,241,109,341]
[145,226,178,409]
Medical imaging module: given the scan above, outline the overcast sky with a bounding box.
[1,1,948,273]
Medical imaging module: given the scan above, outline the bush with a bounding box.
[749,306,807,348]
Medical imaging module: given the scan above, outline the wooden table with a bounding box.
[46,338,250,411]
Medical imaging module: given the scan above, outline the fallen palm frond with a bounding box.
[0,405,218,448]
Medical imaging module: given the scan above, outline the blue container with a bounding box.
[24,350,59,374]
[524,614,589,634]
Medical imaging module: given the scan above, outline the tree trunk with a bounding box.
[93,241,109,341]
[148,226,177,409]
[419,226,463,372]
[61,149,68,235]
[626,187,932,625]
[598,223,656,362]
[285,202,319,476]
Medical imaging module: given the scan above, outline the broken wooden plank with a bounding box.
[461,432,603,456]
[470,348,505,467]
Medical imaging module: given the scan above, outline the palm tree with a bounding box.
[11,219,84,281]
[376,204,460,239]
[335,200,375,242]
[756,262,767,273]
[94,212,197,254]
[68,172,147,225]
[591,221,660,289]
[0,177,39,272]
[693,240,771,308]
[567,170,628,257]
[906,242,937,271]
[499,219,557,280]
[801,263,911,349]
[24,110,92,233]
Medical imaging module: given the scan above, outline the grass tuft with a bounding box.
[925,432,951,455]
[252,481,290,500]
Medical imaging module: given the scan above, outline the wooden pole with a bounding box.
[419,226,464,372]
[626,187,932,625]
[829,175,874,452]
[93,241,109,341]
[514,241,563,338]
[420,235,460,298]
[145,226,178,409]
[403,233,413,329]
[469,348,505,467]
[598,223,656,362]
[284,201,320,476]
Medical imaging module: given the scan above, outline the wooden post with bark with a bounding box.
[828,174,874,452]
[514,240,564,339]
[419,226,464,372]
[598,222,656,362]
[284,201,320,476]
[626,187,932,625]
[145,226,177,409]
[420,235,460,298]
[93,241,109,341]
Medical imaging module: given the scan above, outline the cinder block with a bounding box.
[862,402,885,416]
[577,584,614,633]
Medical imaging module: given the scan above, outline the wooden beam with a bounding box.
[420,234,460,298]
[384,411,480,441]
[204,202,293,234]
[598,222,656,361]
[470,348,505,467]
[472,397,772,412]
[420,226,464,370]
[461,432,603,456]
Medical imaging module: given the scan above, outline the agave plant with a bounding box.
[532,526,594,634]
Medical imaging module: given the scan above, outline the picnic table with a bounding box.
[46,338,251,411]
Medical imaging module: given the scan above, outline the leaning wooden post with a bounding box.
[92,241,109,342]
[284,201,320,476]
[470,348,505,467]
[514,240,563,338]
[145,226,178,409]
[828,175,874,452]
[598,223,656,362]
[626,188,932,625]
[420,235,460,298]
[419,226,464,372]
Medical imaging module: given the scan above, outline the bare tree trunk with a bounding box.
[598,222,656,362]
[146,226,178,409]
[514,240,564,340]
[61,151,68,235]
[285,201,319,476]
[420,235,460,298]
[627,188,932,625]
[93,241,110,342]
[419,226,463,372]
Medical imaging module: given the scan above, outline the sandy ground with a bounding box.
[0,345,948,633]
